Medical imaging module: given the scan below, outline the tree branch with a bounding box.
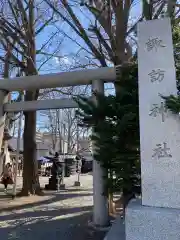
[88,25,114,61]
[35,15,54,35]
[46,0,107,66]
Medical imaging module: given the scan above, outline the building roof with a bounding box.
[42,132,67,141]
[79,139,92,152]
[8,138,50,152]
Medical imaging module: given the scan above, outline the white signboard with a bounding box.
[138,18,180,208]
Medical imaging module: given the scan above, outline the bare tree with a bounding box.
[44,0,179,91]
[39,85,90,154]
[41,108,89,153]
[0,0,62,196]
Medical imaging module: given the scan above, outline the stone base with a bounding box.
[104,216,125,240]
[126,199,180,240]
[74,181,81,187]
[59,184,66,190]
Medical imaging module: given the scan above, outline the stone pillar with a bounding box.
[0,90,8,175]
[125,18,180,240]
[74,119,81,187]
[92,80,109,227]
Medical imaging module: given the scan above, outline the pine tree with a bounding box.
[162,21,180,113]
[75,65,140,209]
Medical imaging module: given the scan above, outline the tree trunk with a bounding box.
[19,0,40,195]
[19,91,42,196]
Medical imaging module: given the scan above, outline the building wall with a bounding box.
[55,139,68,154]
[42,132,91,155]
[37,149,49,160]
[42,132,68,154]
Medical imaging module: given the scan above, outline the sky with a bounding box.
[34,1,142,130]
[36,1,141,73]
[12,0,142,134]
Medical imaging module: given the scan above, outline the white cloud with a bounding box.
[62,57,70,64]
[54,57,60,64]
[54,56,71,65]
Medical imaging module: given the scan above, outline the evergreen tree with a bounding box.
[162,20,180,113]
[75,65,140,208]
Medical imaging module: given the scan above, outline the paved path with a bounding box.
[0,174,106,240]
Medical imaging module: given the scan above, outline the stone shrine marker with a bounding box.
[125,18,180,240]
[138,17,180,209]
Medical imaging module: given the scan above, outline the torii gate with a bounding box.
[0,66,117,227]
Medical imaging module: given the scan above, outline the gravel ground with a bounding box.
[0,174,107,240]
